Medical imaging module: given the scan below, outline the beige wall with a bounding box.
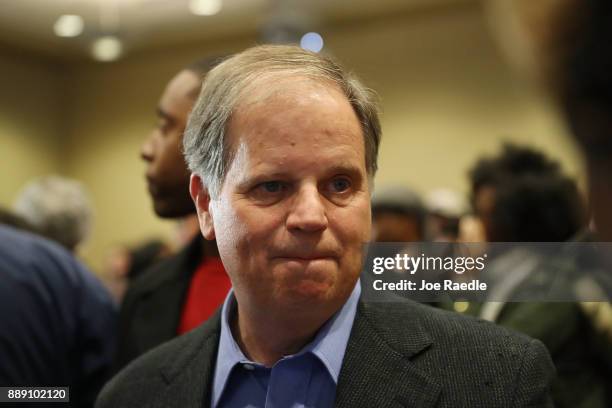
[326,4,583,192]
[0,1,584,272]
[0,52,66,204]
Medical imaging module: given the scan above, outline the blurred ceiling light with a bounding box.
[91,36,123,62]
[54,15,84,38]
[300,32,324,53]
[189,0,222,16]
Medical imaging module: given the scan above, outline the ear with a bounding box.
[189,174,216,240]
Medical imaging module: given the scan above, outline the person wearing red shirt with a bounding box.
[113,58,231,372]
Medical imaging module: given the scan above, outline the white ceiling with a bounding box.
[0,0,471,60]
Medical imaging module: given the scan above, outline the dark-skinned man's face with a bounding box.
[141,70,200,218]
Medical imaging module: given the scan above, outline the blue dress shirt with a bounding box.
[212,281,361,408]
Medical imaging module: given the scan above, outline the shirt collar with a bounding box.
[301,280,361,382]
[212,280,361,407]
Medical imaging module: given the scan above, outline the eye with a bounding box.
[261,181,282,193]
[323,176,355,205]
[248,180,289,205]
[330,177,351,193]
[157,118,171,135]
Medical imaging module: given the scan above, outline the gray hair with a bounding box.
[13,175,93,251]
[183,44,381,197]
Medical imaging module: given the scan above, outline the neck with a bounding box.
[230,299,339,367]
[201,237,219,258]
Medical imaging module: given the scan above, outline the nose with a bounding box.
[286,185,328,233]
[140,131,155,163]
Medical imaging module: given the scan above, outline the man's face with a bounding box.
[195,78,371,314]
[141,70,200,218]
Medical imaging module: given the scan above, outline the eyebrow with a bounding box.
[156,107,175,123]
[326,163,365,177]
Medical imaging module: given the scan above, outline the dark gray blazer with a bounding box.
[113,235,204,372]
[97,298,555,407]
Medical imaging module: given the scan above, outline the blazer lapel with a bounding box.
[135,236,204,353]
[156,309,222,408]
[335,302,441,408]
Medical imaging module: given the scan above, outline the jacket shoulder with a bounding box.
[360,300,555,406]
[364,299,540,350]
[97,311,220,408]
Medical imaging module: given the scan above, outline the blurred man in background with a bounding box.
[469,143,585,243]
[13,175,93,253]
[114,58,231,371]
[0,206,38,233]
[489,0,612,243]
[371,185,426,242]
[425,188,467,242]
[0,223,116,407]
[505,1,612,404]
[490,2,612,402]
[462,143,609,407]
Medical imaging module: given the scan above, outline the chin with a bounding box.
[282,272,357,309]
[273,260,336,288]
[289,279,335,300]
[153,200,195,219]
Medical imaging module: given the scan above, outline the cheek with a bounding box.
[341,200,372,242]
[212,202,278,265]
[169,140,189,170]
[334,201,371,261]
[155,143,177,171]
[210,201,245,264]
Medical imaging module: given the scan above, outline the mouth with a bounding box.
[277,256,333,261]
[272,254,338,263]
[271,244,341,263]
